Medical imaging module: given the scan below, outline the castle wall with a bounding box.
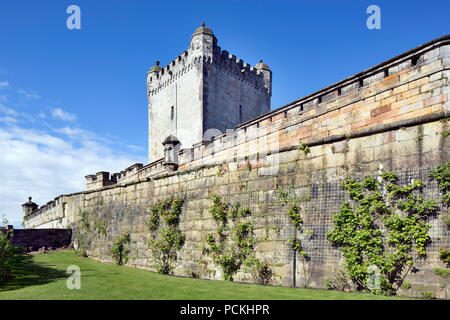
[24,36,450,298]
[203,60,270,134]
[3,228,72,251]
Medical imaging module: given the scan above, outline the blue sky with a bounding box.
[0,0,449,227]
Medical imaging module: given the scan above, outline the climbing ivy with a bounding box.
[439,248,450,268]
[74,210,93,257]
[203,194,257,281]
[147,198,185,274]
[327,170,439,295]
[93,218,108,237]
[276,186,309,259]
[429,161,450,206]
[430,161,450,288]
[79,210,90,231]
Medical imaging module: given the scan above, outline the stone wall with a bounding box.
[2,228,72,251]
[23,35,450,298]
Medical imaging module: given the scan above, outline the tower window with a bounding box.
[171,106,174,121]
[239,105,242,122]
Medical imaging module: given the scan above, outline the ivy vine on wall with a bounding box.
[276,186,310,259]
[110,233,131,265]
[147,198,185,274]
[326,169,440,295]
[74,210,109,257]
[73,210,93,257]
[429,160,449,210]
[203,194,258,281]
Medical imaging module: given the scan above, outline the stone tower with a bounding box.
[146,22,272,163]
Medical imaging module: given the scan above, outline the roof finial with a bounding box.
[259,59,263,63]
[28,196,32,201]
[201,21,205,27]
[155,60,160,66]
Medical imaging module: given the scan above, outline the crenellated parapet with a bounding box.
[147,30,271,98]
[85,171,117,191]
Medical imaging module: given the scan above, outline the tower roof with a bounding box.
[162,135,180,145]
[149,60,162,73]
[22,196,38,211]
[255,59,270,70]
[191,22,216,41]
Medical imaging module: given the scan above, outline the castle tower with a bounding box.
[22,196,38,217]
[147,23,272,163]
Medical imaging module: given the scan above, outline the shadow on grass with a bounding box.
[0,254,67,292]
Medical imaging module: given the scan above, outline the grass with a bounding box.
[0,250,410,300]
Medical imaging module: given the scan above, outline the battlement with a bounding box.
[85,160,167,191]
[147,48,270,97]
[85,171,117,190]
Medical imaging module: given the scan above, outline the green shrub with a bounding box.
[434,267,450,278]
[439,248,450,268]
[324,269,349,291]
[243,255,273,286]
[111,233,131,265]
[422,290,435,299]
[147,198,185,274]
[401,282,411,289]
[0,230,20,281]
[327,171,439,295]
[429,161,450,206]
[203,194,256,281]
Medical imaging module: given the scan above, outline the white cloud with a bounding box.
[51,107,77,122]
[17,89,40,100]
[0,125,141,228]
[127,144,145,152]
[0,103,18,116]
[0,116,17,124]
[0,81,9,89]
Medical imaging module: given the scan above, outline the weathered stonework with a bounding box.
[1,228,72,251]
[23,34,450,298]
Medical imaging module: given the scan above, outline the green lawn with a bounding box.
[0,250,409,300]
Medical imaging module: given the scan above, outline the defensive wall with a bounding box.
[23,35,450,298]
[1,226,72,251]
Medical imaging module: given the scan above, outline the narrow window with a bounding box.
[239,105,242,122]
[171,106,174,121]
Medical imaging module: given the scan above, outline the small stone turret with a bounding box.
[22,196,38,216]
[147,60,163,94]
[190,21,218,59]
[162,135,181,171]
[254,59,272,97]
